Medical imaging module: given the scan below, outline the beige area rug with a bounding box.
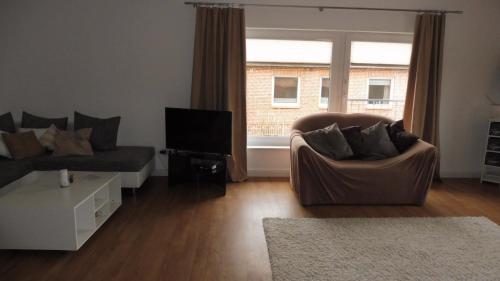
[263,217,500,281]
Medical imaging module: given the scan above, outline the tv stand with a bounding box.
[167,150,227,195]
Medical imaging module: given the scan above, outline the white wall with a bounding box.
[0,0,195,174]
[1,0,499,178]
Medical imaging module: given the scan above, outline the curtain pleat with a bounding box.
[191,7,247,182]
[403,13,446,180]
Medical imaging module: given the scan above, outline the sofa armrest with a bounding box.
[396,140,438,162]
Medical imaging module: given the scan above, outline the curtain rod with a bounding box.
[184,1,463,14]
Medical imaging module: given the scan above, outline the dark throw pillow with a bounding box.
[2,131,45,160]
[340,126,367,159]
[74,112,120,151]
[386,120,419,153]
[361,121,399,160]
[302,123,353,160]
[0,112,16,133]
[21,111,68,130]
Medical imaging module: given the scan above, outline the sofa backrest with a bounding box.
[291,113,393,133]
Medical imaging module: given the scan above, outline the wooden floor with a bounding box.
[1,177,500,281]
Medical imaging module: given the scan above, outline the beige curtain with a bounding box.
[191,7,247,182]
[403,13,446,179]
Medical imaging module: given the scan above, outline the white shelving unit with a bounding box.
[481,119,500,184]
[0,171,122,251]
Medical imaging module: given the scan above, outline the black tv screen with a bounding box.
[165,107,232,155]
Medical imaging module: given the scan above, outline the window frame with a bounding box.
[271,75,301,108]
[319,77,330,109]
[341,33,413,113]
[245,29,412,148]
[366,77,394,109]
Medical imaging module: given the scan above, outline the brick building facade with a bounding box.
[246,64,408,137]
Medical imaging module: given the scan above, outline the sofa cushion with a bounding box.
[2,131,46,160]
[386,120,419,153]
[21,111,68,130]
[0,130,13,159]
[0,159,34,188]
[361,122,399,160]
[74,112,120,151]
[340,126,367,159]
[0,112,16,133]
[302,123,353,160]
[40,125,58,151]
[53,128,94,157]
[34,146,154,172]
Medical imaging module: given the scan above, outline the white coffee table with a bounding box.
[0,171,122,251]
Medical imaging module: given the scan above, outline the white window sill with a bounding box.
[247,145,290,150]
[271,103,300,109]
[366,104,392,110]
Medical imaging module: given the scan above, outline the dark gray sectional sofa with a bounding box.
[0,159,33,188]
[0,146,155,189]
[1,111,156,189]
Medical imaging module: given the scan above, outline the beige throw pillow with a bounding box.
[39,124,58,151]
[18,127,47,139]
[19,124,58,151]
[53,128,94,157]
[2,131,45,160]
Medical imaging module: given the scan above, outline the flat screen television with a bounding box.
[165,107,232,155]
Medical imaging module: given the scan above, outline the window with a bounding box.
[346,40,412,120]
[368,78,392,105]
[273,77,299,106]
[246,38,332,141]
[245,31,412,147]
[319,77,330,107]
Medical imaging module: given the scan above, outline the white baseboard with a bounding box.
[440,170,481,178]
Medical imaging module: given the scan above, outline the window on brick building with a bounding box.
[319,77,330,108]
[273,77,299,106]
[346,40,412,120]
[245,33,412,147]
[246,39,332,142]
[368,78,392,105]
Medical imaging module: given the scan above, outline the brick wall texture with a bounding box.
[246,64,408,136]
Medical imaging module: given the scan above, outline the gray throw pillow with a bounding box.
[74,112,120,151]
[0,112,16,133]
[302,123,353,160]
[361,121,399,160]
[21,111,68,130]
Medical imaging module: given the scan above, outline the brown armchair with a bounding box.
[290,113,437,206]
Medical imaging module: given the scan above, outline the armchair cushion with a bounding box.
[302,123,353,160]
[386,120,419,153]
[340,126,367,159]
[361,121,399,160]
